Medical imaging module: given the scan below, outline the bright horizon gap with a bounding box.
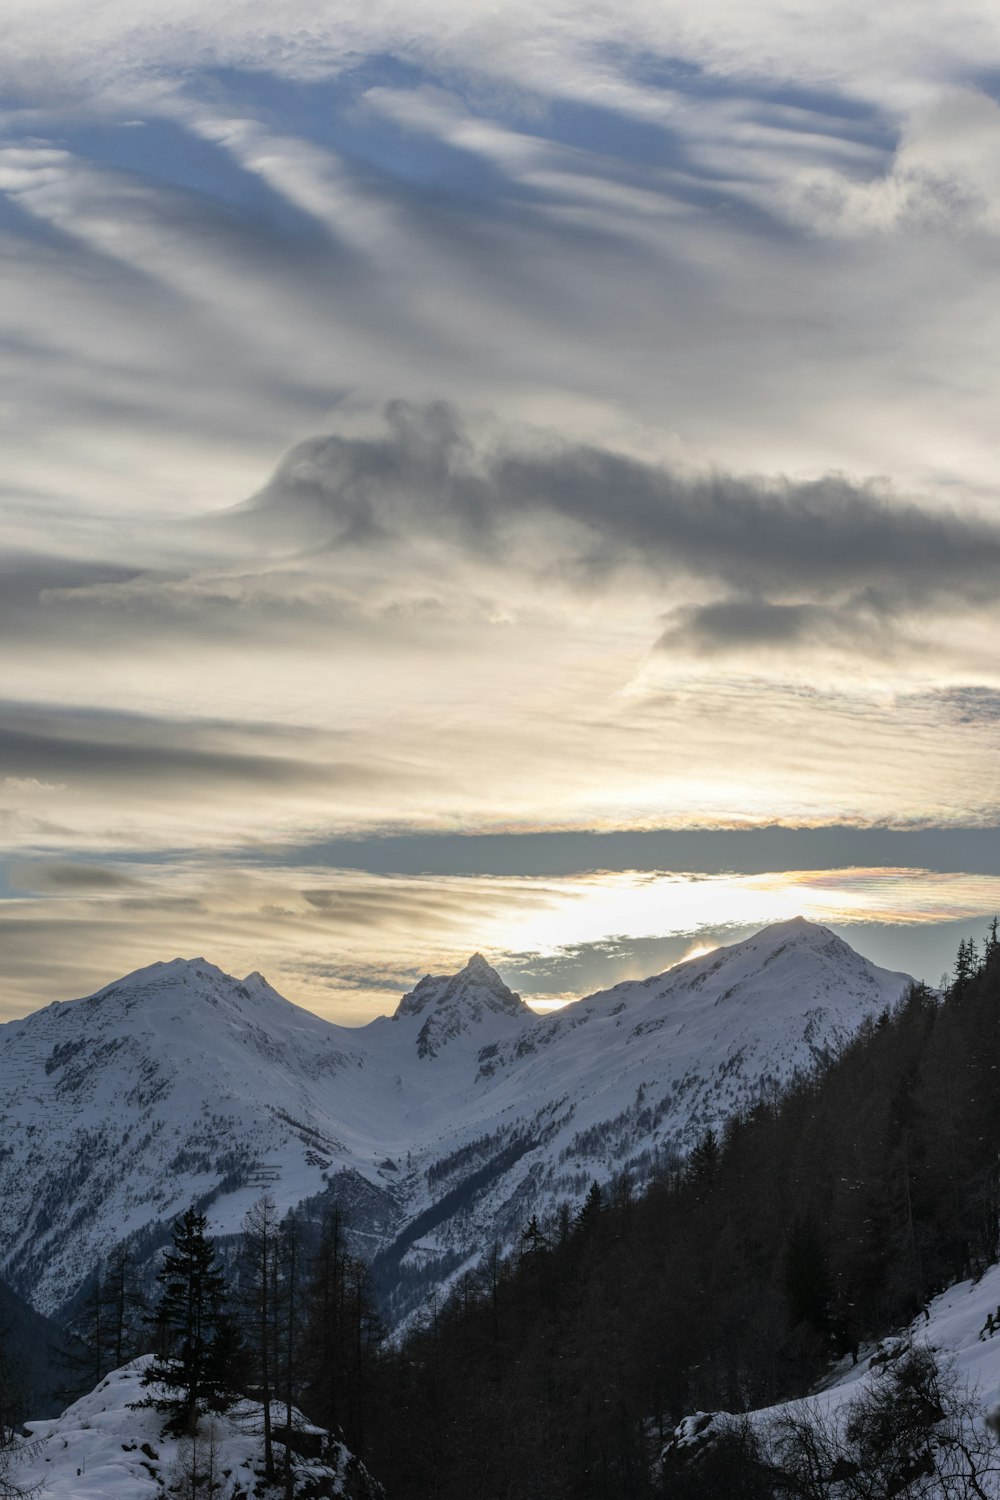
[2,868,997,1028]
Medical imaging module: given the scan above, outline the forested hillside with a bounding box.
[359,925,1000,1499]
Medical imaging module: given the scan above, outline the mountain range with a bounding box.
[0,917,911,1324]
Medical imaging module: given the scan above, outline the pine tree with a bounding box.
[278,1211,304,1500]
[986,917,1000,970]
[783,1214,832,1340]
[519,1214,549,1259]
[686,1128,721,1198]
[140,1207,239,1435]
[953,937,979,992]
[301,1209,347,1441]
[0,1318,24,1448]
[575,1181,604,1234]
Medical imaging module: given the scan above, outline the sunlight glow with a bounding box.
[671,942,720,966]
[4,861,999,1024]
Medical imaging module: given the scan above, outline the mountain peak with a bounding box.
[96,955,227,993]
[393,954,531,1057]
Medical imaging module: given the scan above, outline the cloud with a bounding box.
[0,703,417,856]
[656,597,894,655]
[0,708,332,789]
[6,397,1000,689]
[262,825,1000,879]
[777,88,1000,236]
[5,2,1000,1020]
[245,401,1000,612]
[2,2,998,125]
[10,860,144,893]
[899,685,1000,725]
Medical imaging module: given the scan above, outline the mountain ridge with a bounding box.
[0,919,912,1324]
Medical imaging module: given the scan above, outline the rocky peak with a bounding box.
[393,954,531,1057]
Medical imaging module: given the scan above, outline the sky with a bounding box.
[3,0,1000,1021]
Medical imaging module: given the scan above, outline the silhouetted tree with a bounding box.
[140,1208,239,1434]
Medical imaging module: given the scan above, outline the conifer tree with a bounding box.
[278,1211,304,1500]
[0,1319,23,1449]
[519,1214,549,1258]
[140,1207,239,1434]
[953,937,979,991]
[575,1181,604,1233]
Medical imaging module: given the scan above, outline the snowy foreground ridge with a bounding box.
[0,918,911,1320]
[669,1256,1000,1488]
[13,1358,379,1499]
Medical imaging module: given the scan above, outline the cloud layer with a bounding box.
[3,2,1000,1017]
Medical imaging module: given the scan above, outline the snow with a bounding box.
[670,1260,1000,1480]
[0,919,912,1322]
[13,1358,369,1500]
[813,1261,1000,1421]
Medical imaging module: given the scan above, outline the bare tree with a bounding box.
[766,1344,1000,1499]
[241,1195,281,1483]
[168,1418,224,1500]
[660,1345,1000,1500]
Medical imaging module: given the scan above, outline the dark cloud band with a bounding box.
[245,401,1000,607]
[0,705,382,793]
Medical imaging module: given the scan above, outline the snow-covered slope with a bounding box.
[665,1257,1000,1492]
[11,1358,380,1500]
[0,958,383,1312]
[815,1263,1000,1422]
[0,920,911,1321]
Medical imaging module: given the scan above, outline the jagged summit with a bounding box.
[394,953,523,1018]
[393,953,531,1058]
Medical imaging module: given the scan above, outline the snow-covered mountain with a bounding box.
[391,952,531,1058]
[0,919,911,1322]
